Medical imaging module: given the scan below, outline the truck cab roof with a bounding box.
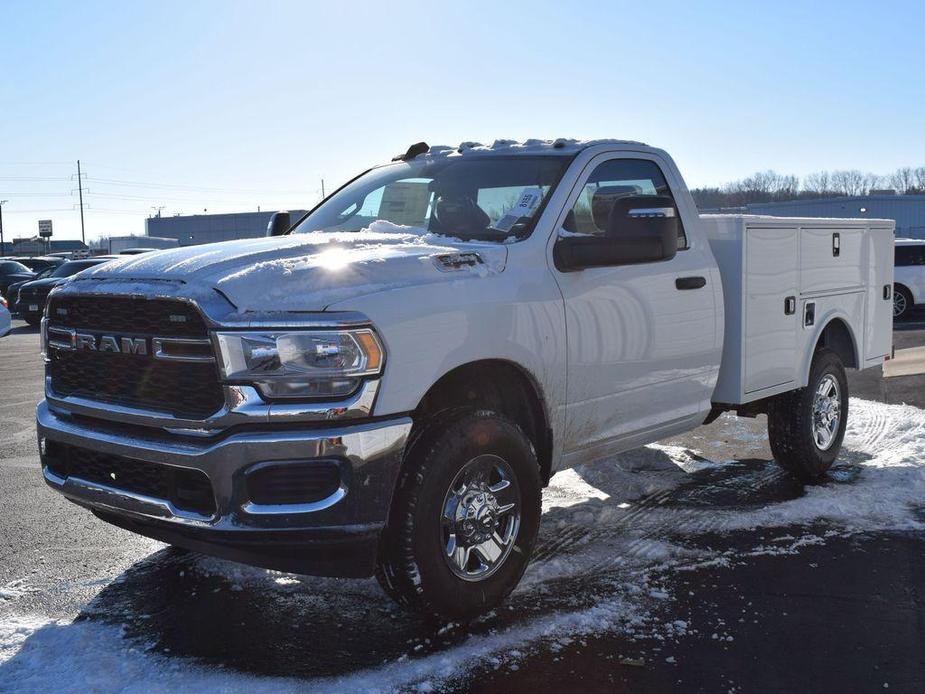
[396,138,651,163]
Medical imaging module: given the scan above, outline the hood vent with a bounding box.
[433,252,484,272]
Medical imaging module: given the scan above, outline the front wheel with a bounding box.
[376,410,542,620]
[767,348,848,481]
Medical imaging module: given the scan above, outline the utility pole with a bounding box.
[0,200,7,256]
[76,160,86,245]
[321,179,325,199]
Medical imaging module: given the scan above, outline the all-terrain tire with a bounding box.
[375,410,542,620]
[767,348,848,481]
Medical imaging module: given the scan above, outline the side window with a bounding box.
[895,245,925,266]
[563,158,688,249]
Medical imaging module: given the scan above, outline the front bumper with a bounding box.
[37,399,412,577]
[14,297,44,321]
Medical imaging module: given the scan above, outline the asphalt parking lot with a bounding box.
[2,317,925,692]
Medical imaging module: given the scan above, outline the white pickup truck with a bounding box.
[36,139,894,619]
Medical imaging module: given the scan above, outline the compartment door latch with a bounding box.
[804,302,816,327]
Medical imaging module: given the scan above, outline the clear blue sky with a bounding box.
[2,0,923,242]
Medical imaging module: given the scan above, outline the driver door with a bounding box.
[553,154,719,458]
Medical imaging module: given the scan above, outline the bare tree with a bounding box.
[690,163,925,210]
[831,170,868,196]
[864,172,884,193]
[914,167,925,192]
[803,170,832,195]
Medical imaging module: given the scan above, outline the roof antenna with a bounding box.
[393,142,430,161]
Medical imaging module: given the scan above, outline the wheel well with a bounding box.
[894,282,912,298]
[816,318,858,369]
[412,360,553,484]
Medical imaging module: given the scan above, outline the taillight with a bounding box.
[0,296,7,308]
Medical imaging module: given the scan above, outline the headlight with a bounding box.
[215,329,384,399]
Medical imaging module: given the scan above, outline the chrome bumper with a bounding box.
[37,399,411,534]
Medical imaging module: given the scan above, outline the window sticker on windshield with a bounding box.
[491,186,543,232]
[379,181,431,226]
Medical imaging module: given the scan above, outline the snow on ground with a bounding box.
[2,398,924,692]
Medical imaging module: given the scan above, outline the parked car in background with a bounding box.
[893,238,925,320]
[17,256,66,274]
[118,248,159,255]
[0,260,36,299]
[0,294,11,337]
[14,257,119,325]
[5,266,55,309]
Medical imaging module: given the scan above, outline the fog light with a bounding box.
[39,437,46,456]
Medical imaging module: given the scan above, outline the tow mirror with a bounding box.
[266,211,291,237]
[554,195,679,272]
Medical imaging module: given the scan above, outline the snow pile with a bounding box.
[416,138,647,161]
[211,224,506,311]
[0,615,302,693]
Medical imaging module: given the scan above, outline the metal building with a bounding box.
[145,210,308,247]
[747,195,925,238]
[92,235,179,255]
[9,238,88,256]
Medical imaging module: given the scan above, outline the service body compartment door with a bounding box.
[800,227,864,293]
[865,228,894,362]
[745,226,799,393]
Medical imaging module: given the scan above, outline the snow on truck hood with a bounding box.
[80,221,508,312]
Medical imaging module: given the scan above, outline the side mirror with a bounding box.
[554,195,679,272]
[266,211,291,237]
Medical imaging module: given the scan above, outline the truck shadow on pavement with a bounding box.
[18,446,874,682]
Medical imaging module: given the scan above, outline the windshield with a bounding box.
[293,155,570,241]
[20,258,58,271]
[0,261,29,275]
[50,260,104,278]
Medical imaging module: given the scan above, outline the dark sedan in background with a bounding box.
[17,256,66,274]
[0,260,36,299]
[14,257,117,325]
[0,257,66,302]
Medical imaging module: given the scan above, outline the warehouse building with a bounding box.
[91,234,179,255]
[747,195,925,238]
[145,210,308,246]
[8,238,88,256]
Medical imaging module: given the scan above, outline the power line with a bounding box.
[85,175,307,195]
[0,192,74,198]
[0,176,71,182]
[84,190,271,205]
[2,207,77,213]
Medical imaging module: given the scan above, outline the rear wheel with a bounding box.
[893,284,913,321]
[376,410,542,620]
[767,348,848,481]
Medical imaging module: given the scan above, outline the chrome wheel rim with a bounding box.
[440,454,521,581]
[812,374,841,451]
[893,290,906,317]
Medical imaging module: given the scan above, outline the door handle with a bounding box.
[675,276,706,290]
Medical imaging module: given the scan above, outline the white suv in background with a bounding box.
[893,239,925,320]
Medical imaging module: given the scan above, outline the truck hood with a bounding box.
[81,225,508,312]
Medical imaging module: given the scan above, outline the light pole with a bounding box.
[0,200,7,256]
